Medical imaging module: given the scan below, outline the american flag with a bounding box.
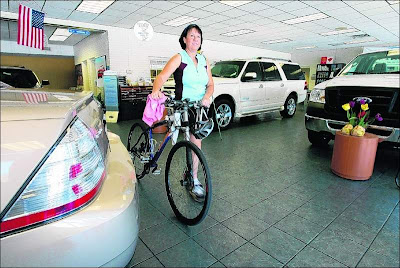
[17,4,45,50]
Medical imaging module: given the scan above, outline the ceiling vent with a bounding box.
[351,33,370,39]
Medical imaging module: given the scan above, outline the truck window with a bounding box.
[261,62,282,81]
[280,64,304,80]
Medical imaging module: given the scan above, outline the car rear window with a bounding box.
[212,61,245,78]
[261,62,282,81]
[280,64,305,80]
[0,68,39,88]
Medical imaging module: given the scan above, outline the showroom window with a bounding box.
[241,62,262,82]
[280,64,305,80]
[261,62,282,81]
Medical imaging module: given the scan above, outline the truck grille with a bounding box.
[325,86,399,128]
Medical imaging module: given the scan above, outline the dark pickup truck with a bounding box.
[305,49,400,146]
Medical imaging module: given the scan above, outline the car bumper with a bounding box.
[1,132,139,267]
[305,114,400,143]
[298,92,307,103]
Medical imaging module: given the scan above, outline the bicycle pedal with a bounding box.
[152,167,161,175]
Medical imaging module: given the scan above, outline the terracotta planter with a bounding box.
[331,131,379,180]
[152,109,168,134]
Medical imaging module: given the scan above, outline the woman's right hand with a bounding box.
[151,90,163,99]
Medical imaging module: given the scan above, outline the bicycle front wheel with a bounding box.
[127,122,148,180]
[165,141,212,225]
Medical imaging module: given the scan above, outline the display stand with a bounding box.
[331,131,379,180]
[316,63,345,85]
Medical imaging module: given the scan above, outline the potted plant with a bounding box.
[341,97,383,136]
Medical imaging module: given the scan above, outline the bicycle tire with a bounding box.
[127,122,149,180]
[165,141,212,225]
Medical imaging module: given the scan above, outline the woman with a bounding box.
[150,24,214,200]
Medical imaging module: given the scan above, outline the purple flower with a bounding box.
[349,101,355,108]
[360,99,366,105]
[375,113,383,121]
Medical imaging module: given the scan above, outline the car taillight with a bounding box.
[0,118,106,235]
[304,81,308,90]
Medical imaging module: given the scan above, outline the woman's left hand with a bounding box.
[201,97,211,108]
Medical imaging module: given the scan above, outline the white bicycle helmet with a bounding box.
[193,118,214,139]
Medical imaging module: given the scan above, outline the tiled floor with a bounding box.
[108,104,399,268]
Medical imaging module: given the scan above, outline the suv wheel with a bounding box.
[308,130,330,146]
[213,99,233,131]
[280,94,297,118]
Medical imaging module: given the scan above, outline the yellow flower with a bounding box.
[342,103,350,111]
[361,104,369,111]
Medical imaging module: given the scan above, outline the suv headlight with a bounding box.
[309,89,325,104]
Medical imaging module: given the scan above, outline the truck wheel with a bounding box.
[213,99,234,131]
[308,130,330,147]
[280,94,297,118]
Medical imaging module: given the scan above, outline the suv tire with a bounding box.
[280,94,297,118]
[308,130,330,147]
[213,98,234,131]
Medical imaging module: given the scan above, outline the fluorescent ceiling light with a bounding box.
[262,38,292,44]
[49,35,68,41]
[320,28,359,36]
[220,1,252,7]
[295,46,316,49]
[221,29,255,37]
[345,38,378,44]
[283,13,328,25]
[76,1,114,14]
[53,28,72,37]
[163,16,199,27]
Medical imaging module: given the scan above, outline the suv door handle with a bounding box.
[280,83,284,87]
[259,84,263,88]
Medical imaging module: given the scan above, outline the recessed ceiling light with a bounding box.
[295,46,316,49]
[49,35,69,41]
[345,38,378,44]
[220,29,255,37]
[320,28,359,36]
[163,16,199,27]
[262,38,292,44]
[282,13,329,25]
[53,28,72,37]
[220,1,253,7]
[76,1,114,14]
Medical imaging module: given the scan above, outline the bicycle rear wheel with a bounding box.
[127,123,149,180]
[165,141,212,225]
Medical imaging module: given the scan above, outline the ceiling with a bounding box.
[1,0,399,52]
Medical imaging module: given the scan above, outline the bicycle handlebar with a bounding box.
[164,98,205,109]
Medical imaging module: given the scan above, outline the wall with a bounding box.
[107,27,291,84]
[73,32,109,66]
[0,40,74,56]
[291,47,363,89]
[1,54,75,89]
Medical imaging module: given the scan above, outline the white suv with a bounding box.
[210,58,307,130]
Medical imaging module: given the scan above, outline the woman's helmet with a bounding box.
[193,118,214,139]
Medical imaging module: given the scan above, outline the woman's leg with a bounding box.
[190,133,201,179]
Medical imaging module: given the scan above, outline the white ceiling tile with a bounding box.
[43,1,81,11]
[390,3,399,13]
[68,11,99,23]
[187,9,215,18]
[220,18,245,26]
[108,1,142,12]
[91,14,121,25]
[359,5,394,16]
[342,1,373,7]
[276,1,309,11]
[289,7,320,16]
[269,13,296,22]
[147,17,168,27]
[314,18,350,29]
[254,8,285,17]
[194,18,217,27]
[135,6,165,16]
[156,12,182,20]
[323,7,361,17]
[101,8,131,17]
[169,4,197,15]
[351,1,391,11]
[183,1,214,9]
[200,14,231,23]
[254,17,276,26]
[263,1,292,7]
[238,14,266,23]
[43,8,74,20]
[219,8,249,18]
[9,0,45,12]
[368,11,400,21]
[153,24,180,34]
[308,1,348,11]
[236,1,269,12]
[126,1,151,6]
[1,1,8,11]
[145,1,179,11]
[201,2,234,13]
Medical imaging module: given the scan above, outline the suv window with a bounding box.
[280,64,304,80]
[0,68,39,88]
[241,62,262,82]
[211,61,245,78]
[261,62,282,81]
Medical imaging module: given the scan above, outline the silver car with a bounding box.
[0,72,139,267]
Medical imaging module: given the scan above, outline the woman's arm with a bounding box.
[151,54,181,99]
[202,58,215,107]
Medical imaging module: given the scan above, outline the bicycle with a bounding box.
[127,98,212,225]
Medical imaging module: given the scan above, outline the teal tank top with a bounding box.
[173,50,209,101]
